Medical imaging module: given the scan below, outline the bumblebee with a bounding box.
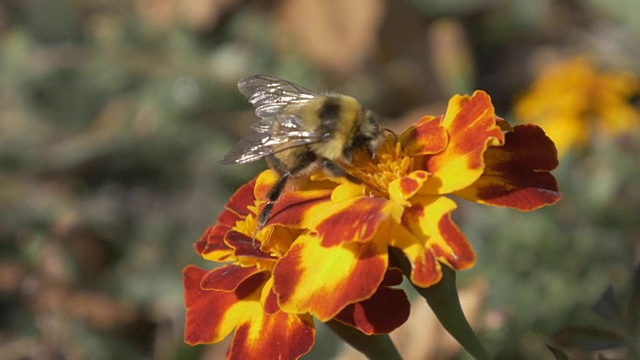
[221,75,384,234]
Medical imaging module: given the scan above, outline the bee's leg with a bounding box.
[254,152,316,240]
[255,171,290,235]
[322,159,361,184]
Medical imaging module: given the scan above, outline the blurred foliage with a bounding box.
[0,0,638,359]
[546,263,640,359]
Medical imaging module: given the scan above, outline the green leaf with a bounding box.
[592,286,624,324]
[550,326,625,351]
[545,344,570,360]
[628,263,640,331]
[326,320,403,360]
[389,247,490,360]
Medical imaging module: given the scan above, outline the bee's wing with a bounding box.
[237,75,318,119]
[221,76,324,165]
[219,114,325,165]
[219,132,279,165]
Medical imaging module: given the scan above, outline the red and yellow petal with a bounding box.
[227,311,315,360]
[272,233,388,321]
[261,277,279,315]
[225,230,279,262]
[419,91,505,195]
[195,225,235,262]
[254,170,279,202]
[197,178,261,261]
[227,178,259,218]
[264,188,334,230]
[254,169,337,212]
[334,269,410,335]
[200,264,268,292]
[403,195,475,271]
[183,265,264,345]
[388,170,430,205]
[454,124,561,210]
[399,115,448,156]
[314,197,404,246]
[386,223,442,287]
[270,190,403,246]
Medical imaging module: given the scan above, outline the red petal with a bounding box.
[200,264,267,292]
[455,124,561,210]
[225,230,278,260]
[264,285,279,315]
[197,178,259,259]
[195,225,233,260]
[334,276,410,335]
[382,267,404,287]
[227,178,259,217]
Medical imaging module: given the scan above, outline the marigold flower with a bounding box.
[264,90,560,318]
[515,57,639,156]
[184,90,561,359]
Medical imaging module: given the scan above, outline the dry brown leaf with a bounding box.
[135,0,239,32]
[134,0,177,31]
[277,0,385,74]
[180,0,240,31]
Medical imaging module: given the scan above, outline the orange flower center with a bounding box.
[341,135,414,198]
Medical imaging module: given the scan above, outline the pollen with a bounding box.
[344,136,413,197]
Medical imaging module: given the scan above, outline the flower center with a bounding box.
[342,136,413,198]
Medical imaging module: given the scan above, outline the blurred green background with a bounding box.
[0,1,638,359]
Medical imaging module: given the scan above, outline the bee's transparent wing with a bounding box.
[221,75,324,165]
[237,75,318,119]
[219,132,273,165]
[219,114,325,165]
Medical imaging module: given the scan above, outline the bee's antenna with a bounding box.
[383,128,398,142]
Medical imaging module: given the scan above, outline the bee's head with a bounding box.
[344,109,385,162]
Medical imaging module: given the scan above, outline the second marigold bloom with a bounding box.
[515,57,640,156]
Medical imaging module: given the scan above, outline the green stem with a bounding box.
[389,247,491,360]
[326,319,403,360]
